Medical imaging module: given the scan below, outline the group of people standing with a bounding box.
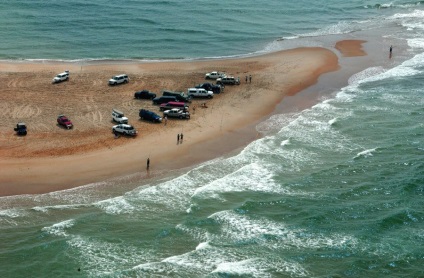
[177,133,183,143]
[245,74,252,83]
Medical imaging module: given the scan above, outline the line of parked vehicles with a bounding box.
[112,70,241,137]
[15,70,239,136]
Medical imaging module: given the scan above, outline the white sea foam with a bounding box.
[280,138,291,146]
[256,112,299,134]
[68,235,154,277]
[208,211,358,250]
[348,55,423,84]
[212,258,310,277]
[192,162,291,201]
[408,38,424,49]
[328,117,338,126]
[32,203,90,213]
[0,208,24,218]
[348,66,386,86]
[355,148,376,159]
[41,219,75,237]
[94,196,135,215]
[196,241,210,250]
[390,9,424,20]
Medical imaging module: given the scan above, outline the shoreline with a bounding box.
[0,41,366,197]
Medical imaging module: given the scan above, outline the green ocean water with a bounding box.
[1,0,424,277]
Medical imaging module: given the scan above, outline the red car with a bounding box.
[57,114,73,129]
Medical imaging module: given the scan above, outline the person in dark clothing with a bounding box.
[180,133,183,142]
[147,158,150,169]
[177,133,180,143]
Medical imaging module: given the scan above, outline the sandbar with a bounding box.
[0,40,366,196]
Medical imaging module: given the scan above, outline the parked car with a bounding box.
[164,108,190,119]
[112,109,128,124]
[52,71,69,84]
[139,109,162,123]
[187,88,214,98]
[14,122,27,136]
[112,124,137,136]
[205,71,226,80]
[109,74,129,85]
[134,90,156,99]
[57,115,73,129]
[159,101,189,111]
[152,96,178,105]
[162,90,192,102]
[216,76,240,85]
[195,83,223,94]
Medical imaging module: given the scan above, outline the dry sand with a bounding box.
[0,40,366,196]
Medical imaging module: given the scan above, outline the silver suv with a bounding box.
[109,74,129,85]
[52,70,69,83]
[187,88,214,99]
[112,124,137,136]
[216,76,240,85]
[112,109,128,124]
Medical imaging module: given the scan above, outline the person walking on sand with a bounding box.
[147,158,150,170]
[164,115,168,126]
[180,133,183,142]
[249,74,252,83]
[245,75,248,83]
[389,45,393,58]
[177,133,180,143]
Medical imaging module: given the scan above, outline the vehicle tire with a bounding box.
[125,80,128,83]
[179,116,183,119]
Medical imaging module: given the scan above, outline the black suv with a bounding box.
[14,122,27,136]
[162,90,192,102]
[134,90,157,99]
[139,109,162,123]
[152,96,178,105]
[195,83,223,94]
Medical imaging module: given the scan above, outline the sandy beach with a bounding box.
[0,41,366,196]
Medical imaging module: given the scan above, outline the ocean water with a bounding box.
[1,1,424,277]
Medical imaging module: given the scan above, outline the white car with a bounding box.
[187,88,214,99]
[52,71,69,83]
[112,124,137,136]
[109,74,129,85]
[112,109,128,124]
[164,108,190,119]
[205,71,226,80]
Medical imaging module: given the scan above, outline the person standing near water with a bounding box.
[147,158,150,170]
[389,45,393,58]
